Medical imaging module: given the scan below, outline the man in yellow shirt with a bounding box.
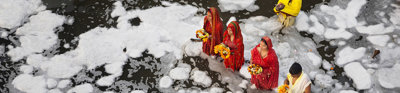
[274,0,302,27]
[283,63,311,93]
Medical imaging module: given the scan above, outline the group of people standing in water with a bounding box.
[196,0,311,92]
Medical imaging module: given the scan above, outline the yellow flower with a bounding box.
[214,43,231,59]
[196,29,209,42]
[278,84,289,93]
[247,64,263,75]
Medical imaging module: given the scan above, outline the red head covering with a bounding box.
[202,7,223,55]
[222,21,244,71]
[205,7,223,32]
[250,35,279,89]
[262,36,273,50]
[224,21,243,41]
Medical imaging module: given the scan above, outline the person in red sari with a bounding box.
[222,21,244,71]
[201,7,223,56]
[250,36,279,90]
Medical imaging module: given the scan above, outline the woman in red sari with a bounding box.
[250,36,279,90]
[202,7,223,56]
[222,21,244,71]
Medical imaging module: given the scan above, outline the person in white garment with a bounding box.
[284,63,311,93]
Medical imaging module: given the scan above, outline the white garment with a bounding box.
[287,72,311,93]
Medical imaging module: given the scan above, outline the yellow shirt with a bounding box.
[287,72,311,93]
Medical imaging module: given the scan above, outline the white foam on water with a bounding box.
[314,74,335,89]
[239,63,251,79]
[46,78,58,89]
[322,60,332,71]
[0,0,45,29]
[169,66,191,80]
[57,79,71,89]
[378,46,400,65]
[218,0,259,13]
[339,90,358,93]
[355,24,394,35]
[96,62,125,86]
[66,83,93,93]
[238,80,248,89]
[0,31,7,38]
[366,35,390,47]
[377,63,400,89]
[308,15,325,36]
[206,56,246,92]
[19,65,33,74]
[307,52,322,68]
[111,1,126,18]
[190,70,212,87]
[183,41,202,57]
[130,90,146,93]
[389,4,400,26]
[324,28,353,40]
[159,76,173,88]
[295,11,310,31]
[7,10,66,61]
[12,74,47,93]
[344,62,372,90]
[336,46,366,66]
[48,89,62,93]
[209,87,224,93]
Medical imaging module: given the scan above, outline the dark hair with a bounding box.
[261,38,268,46]
[289,62,302,75]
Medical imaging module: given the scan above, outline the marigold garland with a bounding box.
[247,64,263,75]
[196,29,209,42]
[278,84,289,93]
[214,43,231,59]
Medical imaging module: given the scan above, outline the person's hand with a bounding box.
[276,3,285,11]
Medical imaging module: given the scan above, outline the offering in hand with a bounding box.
[278,84,289,93]
[247,64,263,75]
[214,43,231,59]
[196,29,209,42]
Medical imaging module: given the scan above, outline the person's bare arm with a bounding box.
[250,54,254,64]
[284,78,289,85]
[304,84,311,93]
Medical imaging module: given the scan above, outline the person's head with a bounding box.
[227,21,240,38]
[227,27,233,36]
[289,62,302,78]
[207,11,212,22]
[260,38,269,50]
[260,36,273,50]
[207,7,222,23]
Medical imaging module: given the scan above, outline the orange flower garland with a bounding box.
[214,43,231,59]
[247,64,263,75]
[196,29,209,42]
[278,84,289,93]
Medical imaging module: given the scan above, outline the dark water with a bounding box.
[0,0,337,93]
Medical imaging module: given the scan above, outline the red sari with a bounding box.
[222,21,244,71]
[250,36,279,90]
[202,7,223,56]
